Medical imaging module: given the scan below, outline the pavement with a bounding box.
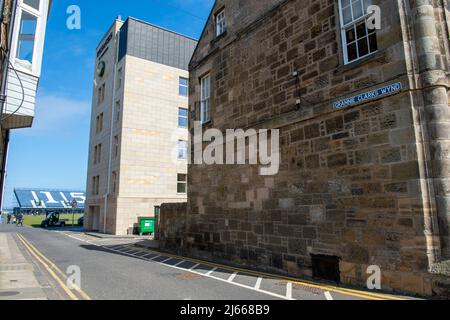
[0,223,418,300]
[0,231,46,300]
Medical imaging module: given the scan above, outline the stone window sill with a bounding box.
[334,49,388,75]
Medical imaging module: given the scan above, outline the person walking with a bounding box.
[7,213,11,224]
[16,213,24,227]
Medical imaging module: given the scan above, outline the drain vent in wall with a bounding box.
[311,254,341,283]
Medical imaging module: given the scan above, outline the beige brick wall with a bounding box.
[86,23,189,235]
[113,56,188,235]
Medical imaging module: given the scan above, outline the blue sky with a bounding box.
[3,0,214,208]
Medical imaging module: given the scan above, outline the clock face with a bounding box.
[97,61,106,77]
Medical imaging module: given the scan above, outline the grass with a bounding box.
[23,214,84,228]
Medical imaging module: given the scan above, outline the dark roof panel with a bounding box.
[122,18,198,71]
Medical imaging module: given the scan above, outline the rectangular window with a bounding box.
[92,176,100,196]
[117,68,122,89]
[98,83,106,105]
[177,140,188,160]
[216,9,226,37]
[339,0,377,64]
[96,176,100,195]
[93,146,98,164]
[178,108,188,128]
[112,171,117,194]
[98,144,102,163]
[114,135,119,158]
[177,174,187,194]
[16,11,37,63]
[92,177,96,195]
[200,75,211,124]
[115,100,121,123]
[94,144,102,164]
[96,113,103,134]
[179,77,188,96]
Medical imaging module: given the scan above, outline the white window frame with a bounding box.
[179,77,188,97]
[216,9,226,37]
[338,0,377,65]
[200,74,210,124]
[177,174,187,194]
[178,107,188,128]
[10,0,49,76]
[177,140,188,161]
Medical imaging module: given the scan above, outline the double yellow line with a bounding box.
[17,234,91,301]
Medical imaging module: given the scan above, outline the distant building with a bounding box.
[85,17,197,235]
[0,0,52,210]
[13,188,85,214]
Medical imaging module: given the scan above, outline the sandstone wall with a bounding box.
[187,0,450,296]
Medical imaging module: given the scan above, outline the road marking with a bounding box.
[161,257,173,264]
[58,231,404,301]
[17,234,78,300]
[286,282,293,300]
[206,267,217,276]
[174,260,186,267]
[228,272,238,283]
[150,255,161,261]
[325,291,334,300]
[18,234,92,301]
[140,250,397,300]
[189,263,200,271]
[255,277,263,290]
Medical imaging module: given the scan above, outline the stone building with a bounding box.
[162,0,450,296]
[85,17,197,235]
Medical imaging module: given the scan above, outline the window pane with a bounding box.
[343,6,352,24]
[177,183,187,194]
[352,0,363,19]
[368,33,378,52]
[178,174,187,182]
[345,27,356,43]
[179,87,188,96]
[178,108,188,128]
[356,21,367,38]
[17,41,34,62]
[358,38,369,56]
[347,42,358,62]
[24,0,40,10]
[179,117,188,128]
[178,141,187,160]
[17,12,37,63]
[179,108,188,117]
[179,77,188,96]
[179,78,188,86]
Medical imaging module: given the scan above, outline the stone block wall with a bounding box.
[186,0,450,296]
[159,202,187,254]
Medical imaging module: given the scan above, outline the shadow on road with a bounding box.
[79,244,164,262]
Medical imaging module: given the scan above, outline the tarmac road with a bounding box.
[0,224,413,301]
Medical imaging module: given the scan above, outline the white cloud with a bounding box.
[17,94,91,137]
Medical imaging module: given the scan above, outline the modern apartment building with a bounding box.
[85,17,197,235]
[160,0,450,296]
[0,0,52,210]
